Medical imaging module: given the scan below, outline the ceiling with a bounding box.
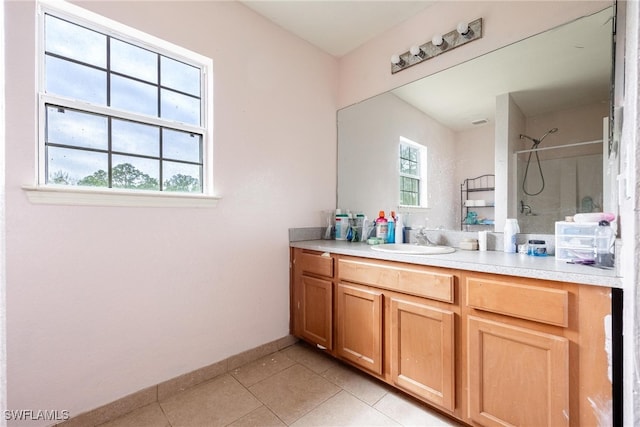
[240,1,436,57]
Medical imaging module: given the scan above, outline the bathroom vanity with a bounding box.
[290,240,621,427]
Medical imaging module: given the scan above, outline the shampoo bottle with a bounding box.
[375,211,388,242]
[387,211,396,243]
[335,209,349,240]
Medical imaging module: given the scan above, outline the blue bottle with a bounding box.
[387,212,396,243]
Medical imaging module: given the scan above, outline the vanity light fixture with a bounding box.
[391,17,482,74]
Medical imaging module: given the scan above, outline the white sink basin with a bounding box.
[370,243,455,255]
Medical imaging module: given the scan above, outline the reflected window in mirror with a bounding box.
[399,137,427,207]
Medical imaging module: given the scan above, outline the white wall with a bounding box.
[5,0,337,423]
[522,103,609,160]
[454,125,495,227]
[337,92,457,229]
[494,94,526,231]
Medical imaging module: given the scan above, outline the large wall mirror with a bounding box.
[337,5,615,234]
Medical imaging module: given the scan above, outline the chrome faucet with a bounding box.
[415,228,437,246]
[520,200,533,215]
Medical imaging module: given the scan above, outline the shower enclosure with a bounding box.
[516,140,603,234]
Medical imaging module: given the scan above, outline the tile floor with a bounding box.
[98,341,463,427]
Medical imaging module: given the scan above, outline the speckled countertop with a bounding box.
[290,240,622,289]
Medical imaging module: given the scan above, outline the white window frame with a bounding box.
[25,0,219,207]
[399,136,428,209]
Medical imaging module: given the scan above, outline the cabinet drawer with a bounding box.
[466,277,568,327]
[299,250,334,277]
[338,258,454,303]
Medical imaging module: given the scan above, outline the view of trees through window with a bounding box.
[49,163,201,192]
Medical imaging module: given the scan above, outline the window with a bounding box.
[34,1,214,205]
[399,137,427,207]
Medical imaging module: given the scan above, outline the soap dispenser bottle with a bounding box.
[375,211,388,242]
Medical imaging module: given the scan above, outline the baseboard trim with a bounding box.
[55,335,298,427]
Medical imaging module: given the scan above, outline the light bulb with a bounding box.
[410,46,422,56]
[432,34,444,47]
[390,54,405,66]
[457,21,470,36]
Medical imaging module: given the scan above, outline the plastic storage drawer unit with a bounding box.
[555,221,598,262]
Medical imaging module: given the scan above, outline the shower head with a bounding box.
[519,128,558,146]
[539,127,558,143]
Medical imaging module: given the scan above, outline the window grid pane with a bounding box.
[45,55,107,105]
[400,176,420,206]
[45,14,107,68]
[400,145,420,177]
[161,56,200,96]
[163,161,203,193]
[110,74,159,117]
[110,38,158,84]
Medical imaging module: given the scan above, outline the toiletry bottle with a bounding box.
[478,230,487,251]
[375,211,388,243]
[361,217,371,242]
[387,211,396,243]
[346,213,354,241]
[395,213,403,243]
[595,220,615,267]
[335,210,349,240]
[503,218,519,253]
[354,213,365,242]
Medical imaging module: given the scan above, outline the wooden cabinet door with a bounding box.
[336,283,383,375]
[467,316,569,427]
[300,275,333,350]
[390,297,455,411]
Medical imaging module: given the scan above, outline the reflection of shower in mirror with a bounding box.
[520,128,559,147]
[519,128,559,196]
[520,200,537,216]
[516,138,603,234]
